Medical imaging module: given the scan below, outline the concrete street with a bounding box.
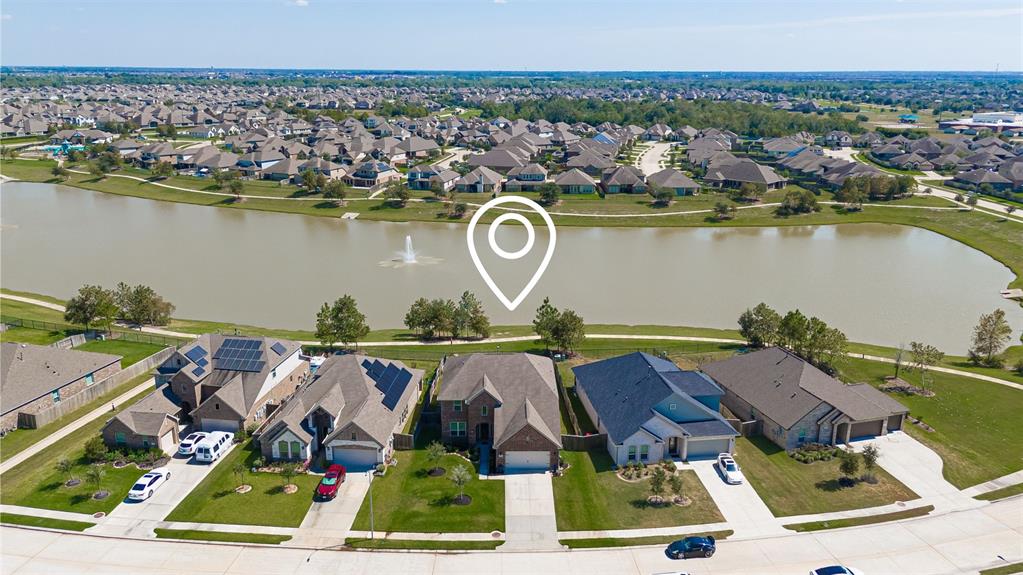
[638,141,672,176]
[2,496,1020,574]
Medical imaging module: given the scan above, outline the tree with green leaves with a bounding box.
[315,172,327,192]
[232,462,247,487]
[152,161,174,179]
[84,435,109,463]
[404,297,430,337]
[229,178,244,202]
[533,297,559,351]
[425,441,446,474]
[51,165,70,181]
[85,465,105,493]
[908,341,944,388]
[776,188,819,215]
[56,457,76,484]
[650,185,675,206]
[385,182,411,206]
[968,309,1013,366]
[300,169,317,191]
[713,201,737,220]
[669,473,685,502]
[538,182,561,205]
[429,180,447,200]
[315,294,370,349]
[777,309,810,350]
[449,464,472,504]
[650,467,666,500]
[88,161,108,179]
[64,284,119,332]
[861,444,879,483]
[280,462,298,489]
[323,179,347,206]
[551,309,586,355]
[737,302,781,347]
[114,283,175,326]
[454,291,490,339]
[839,451,860,485]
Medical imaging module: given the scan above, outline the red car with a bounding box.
[316,464,346,500]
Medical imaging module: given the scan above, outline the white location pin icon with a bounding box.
[466,195,557,311]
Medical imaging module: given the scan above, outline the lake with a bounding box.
[2,182,1019,352]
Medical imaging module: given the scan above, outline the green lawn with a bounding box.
[351,449,504,533]
[0,372,154,461]
[164,440,319,527]
[839,358,1023,488]
[0,512,95,531]
[975,483,1023,502]
[981,563,1023,575]
[553,451,723,531]
[0,383,156,514]
[735,436,918,517]
[344,538,501,550]
[154,528,292,545]
[782,505,934,532]
[561,530,733,549]
[75,339,166,368]
[0,326,76,345]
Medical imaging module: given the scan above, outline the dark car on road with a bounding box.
[315,464,346,500]
[666,535,716,559]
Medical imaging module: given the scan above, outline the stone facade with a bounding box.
[494,425,559,473]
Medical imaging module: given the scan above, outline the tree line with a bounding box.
[64,283,175,330]
[738,303,847,373]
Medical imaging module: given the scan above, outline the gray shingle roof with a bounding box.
[1,342,122,413]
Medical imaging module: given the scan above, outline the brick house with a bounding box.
[1,342,122,429]
[437,353,561,474]
[101,385,181,454]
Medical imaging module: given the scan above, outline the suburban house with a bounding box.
[554,168,598,194]
[158,335,306,433]
[704,157,787,190]
[502,163,548,192]
[438,353,562,473]
[257,354,423,470]
[1,342,122,429]
[702,347,909,450]
[343,160,400,188]
[601,165,647,194]
[646,167,700,195]
[573,352,738,466]
[101,385,182,454]
[454,166,503,194]
[407,164,459,191]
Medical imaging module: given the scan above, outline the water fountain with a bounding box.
[399,235,417,263]
[379,234,440,268]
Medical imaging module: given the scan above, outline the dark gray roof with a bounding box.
[107,385,181,436]
[572,352,731,444]
[702,348,908,429]
[681,419,738,438]
[1,342,122,413]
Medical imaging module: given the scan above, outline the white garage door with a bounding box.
[332,448,378,472]
[202,419,239,433]
[158,431,176,455]
[686,438,731,460]
[505,450,550,473]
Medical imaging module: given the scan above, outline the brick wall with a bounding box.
[495,425,559,472]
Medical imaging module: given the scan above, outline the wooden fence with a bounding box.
[18,347,173,429]
[561,433,607,451]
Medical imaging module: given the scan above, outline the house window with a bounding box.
[798,429,807,443]
[481,405,488,417]
[278,440,289,458]
[291,441,301,458]
[115,432,127,445]
[351,432,357,441]
[272,368,277,379]
[215,403,220,410]
[85,373,95,386]
[453,401,462,412]
[449,421,466,437]
[51,390,61,404]
[627,446,637,461]
[640,445,650,460]
[142,439,150,449]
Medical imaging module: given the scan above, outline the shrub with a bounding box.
[84,436,109,463]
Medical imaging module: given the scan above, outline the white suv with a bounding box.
[194,431,233,463]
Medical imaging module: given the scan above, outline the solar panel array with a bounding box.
[361,358,414,410]
[184,345,208,364]
[192,366,205,377]
[213,338,266,372]
[270,342,287,356]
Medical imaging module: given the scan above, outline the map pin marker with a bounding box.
[466,195,557,311]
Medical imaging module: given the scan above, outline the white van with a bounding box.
[194,431,233,463]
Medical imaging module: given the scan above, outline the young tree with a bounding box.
[429,180,447,200]
[51,165,70,181]
[315,173,327,192]
[280,462,297,488]
[861,444,880,482]
[454,291,490,339]
[533,297,559,351]
[385,182,411,207]
[538,182,561,206]
[88,161,108,180]
[85,465,105,492]
[323,179,347,206]
[668,473,685,502]
[229,178,244,202]
[449,464,472,504]
[969,309,1012,366]
[648,185,674,206]
[737,302,781,347]
[152,161,174,179]
[551,309,586,355]
[232,462,247,486]
[713,201,737,220]
[965,195,978,209]
[56,457,76,484]
[315,295,370,349]
[404,297,430,338]
[650,466,666,500]
[838,450,860,485]
[908,341,944,387]
[64,284,118,332]
[425,441,446,474]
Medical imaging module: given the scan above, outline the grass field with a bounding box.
[153,528,292,545]
[974,483,1023,502]
[164,440,319,527]
[0,512,95,532]
[75,339,166,368]
[736,437,919,517]
[0,326,75,345]
[560,529,733,549]
[344,538,501,550]
[553,451,723,531]
[782,505,934,532]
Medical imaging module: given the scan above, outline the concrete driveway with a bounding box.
[847,431,976,511]
[291,472,371,547]
[638,141,672,176]
[499,473,563,550]
[89,445,235,537]
[688,459,785,537]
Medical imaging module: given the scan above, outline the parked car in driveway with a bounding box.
[666,535,716,559]
[194,431,232,463]
[316,464,346,500]
[810,567,864,575]
[177,432,208,456]
[127,468,171,501]
[716,453,744,484]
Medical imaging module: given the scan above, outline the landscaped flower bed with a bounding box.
[789,443,842,464]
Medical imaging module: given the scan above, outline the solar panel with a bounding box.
[369,360,385,379]
[382,369,414,410]
[184,346,207,363]
[192,366,205,377]
[196,357,208,367]
[361,359,373,372]
[376,363,401,393]
[271,342,287,355]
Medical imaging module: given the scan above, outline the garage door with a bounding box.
[158,431,176,455]
[686,438,732,460]
[202,419,240,433]
[849,419,884,439]
[504,450,550,473]
[332,447,378,472]
[887,414,903,432]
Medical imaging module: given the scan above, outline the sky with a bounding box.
[1,0,1021,72]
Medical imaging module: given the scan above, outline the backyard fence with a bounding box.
[1,316,186,348]
[51,333,88,350]
[561,433,607,452]
[17,346,174,429]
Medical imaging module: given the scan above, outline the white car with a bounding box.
[177,432,208,456]
[127,468,171,501]
[716,453,744,484]
[810,567,864,575]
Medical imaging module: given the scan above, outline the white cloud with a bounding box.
[494,0,507,4]
[1,14,12,21]
[288,0,309,6]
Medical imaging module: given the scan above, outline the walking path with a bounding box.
[3,292,1020,391]
[0,505,100,524]
[0,377,155,474]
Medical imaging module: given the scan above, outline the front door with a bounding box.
[668,437,680,457]
[477,423,491,442]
